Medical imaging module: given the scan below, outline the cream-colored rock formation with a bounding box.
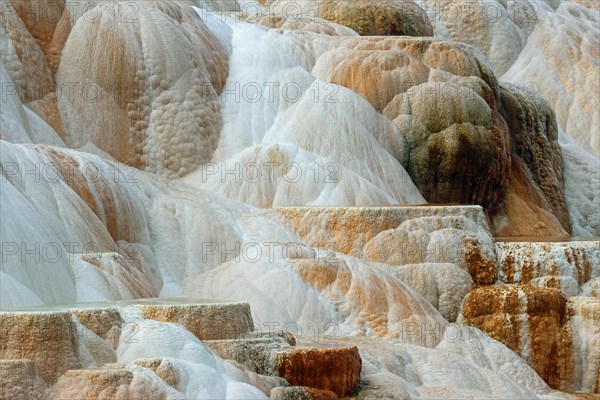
[0,1,66,137]
[132,359,181,390]
[71,306,124,349]
[273,206,497,287]
[206,333,294,375]
[272,205,491,256]
[394,263,472,322]
[363,215,498,285]
[416,0,532,76]
[290,255,448,343]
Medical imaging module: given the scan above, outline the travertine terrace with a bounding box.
[1,0,598,398]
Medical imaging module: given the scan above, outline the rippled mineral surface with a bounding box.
[0,0,598,399]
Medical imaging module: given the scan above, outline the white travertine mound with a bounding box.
[417,0,531,76]
[363,215,498,285]
[190,251,448,345]
[559,134,600,237]
[0,63,65,146]
[343,334,560,399]
[116,316,268,399]
[0,141,161,308]
[200,23,425,207]
[0,1,62,136]
[395,263,473,322]
[72,253,158,302]
[502,2,600,158]
[55,1,229,178]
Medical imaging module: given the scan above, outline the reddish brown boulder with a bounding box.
[273,347,361,397]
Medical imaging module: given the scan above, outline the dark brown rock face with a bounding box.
[273,347,361,397]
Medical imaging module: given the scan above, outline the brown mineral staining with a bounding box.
[294,259,343,292]
[496,241,598,295]
[273,347,361,397]
[462,237,497,285]
[0,312,80,384]
[462,285,570,388]
[318,0,433,37]
[263,0,433,37]
[40,147,148,246]
[205,334,292,375]
[308,35,571,236]
[135,301,254,341]
[273,205,490,257]
[563,247,592,285]
[70,307,123,349]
